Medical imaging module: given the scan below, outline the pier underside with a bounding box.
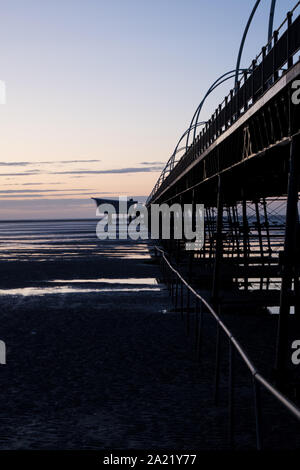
[148,51,300,383]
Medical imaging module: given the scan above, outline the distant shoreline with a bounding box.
[0,218,98,223]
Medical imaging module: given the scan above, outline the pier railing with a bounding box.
[154,246,300,449]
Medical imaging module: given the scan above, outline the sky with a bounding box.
[0,0,296,219]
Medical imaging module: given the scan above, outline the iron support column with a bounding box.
[212,175,223,305]
[275,135,299,387]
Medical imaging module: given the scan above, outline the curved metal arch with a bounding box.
[185,69,246,150]
[156,67,246,197]
[185,0,279,153]
[150,0,279,203]
[268,0,277,50]
[163,121,207,176]
[235,0,278,84]
[234,0,262,86]
[173,121,206,160]
[185,70,240,152]
[192,69,248,142]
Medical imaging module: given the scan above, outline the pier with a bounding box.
[145,3,300,447]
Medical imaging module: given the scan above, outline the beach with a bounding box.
[0,220,219,449]
[0,220,298,450]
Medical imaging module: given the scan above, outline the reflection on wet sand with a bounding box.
[49,278,158,284]
[0,220,156,296]
[0,220,152,262]
[0,286,161,296]
[0,219,149,261]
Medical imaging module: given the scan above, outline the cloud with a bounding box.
[0,198,111,205]
[0,165,163,178]
[0,194,90,199]
[0,191,121,199]
[0,193,67,197]
[0,159,101,166]
[0,162,31,166]
[40,159,101,164]
[57,160,101,163]
[0,172,40,176]
[0,189,95,193]
[3,182,43,186]
[0,193,93,197]
[51,166,163,175]
[3,182,63,186]
[140,161,165,165]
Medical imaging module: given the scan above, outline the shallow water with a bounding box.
[0,219,151,263]
[0,218,156,300]
[49,278,158,284]
[0,286,161,296]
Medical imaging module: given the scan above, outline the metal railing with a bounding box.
[148,2,300,204]
[154,246,300,449]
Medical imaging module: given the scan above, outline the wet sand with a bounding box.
[0,221,298,449]
[0,226,225,450]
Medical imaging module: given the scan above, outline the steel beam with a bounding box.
[275,134,300,387]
